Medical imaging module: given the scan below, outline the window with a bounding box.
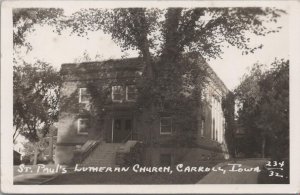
[160,117,172,134]
[201,88,208,101]
[160,153,172,166]
[112,85,137,102]
[126,85,137,101]
[79,88,90,103]
[200,119,205,137]
[112,86,124,102]
[77,118,89,135]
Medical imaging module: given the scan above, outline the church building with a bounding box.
[55,57,230,166]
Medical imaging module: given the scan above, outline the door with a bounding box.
[112,118,132,143]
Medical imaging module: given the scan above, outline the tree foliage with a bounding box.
[21,126,57,164]
[66,8,285,61]
[13,61,61,143]
[13,8,64,50]
[235,59,289,159]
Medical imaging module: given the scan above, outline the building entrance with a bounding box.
[112,118,132,143]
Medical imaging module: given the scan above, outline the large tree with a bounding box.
[235,59,289,159]
[13,9,65,164]
[13,61,61,164]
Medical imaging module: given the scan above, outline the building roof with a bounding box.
[61,57,144,75]
[61,56,229,93]
[194,56,229,95]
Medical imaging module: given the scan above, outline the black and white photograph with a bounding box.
[1,0,300,194]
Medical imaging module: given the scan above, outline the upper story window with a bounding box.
[112,85,124,102]
[77,118,89,135]
[126,85,137,101]
[112,85,137,102]
[79,88,90,103]
[160,117,172,135]
[201,88,209,101]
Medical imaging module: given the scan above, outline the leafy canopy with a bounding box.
[13,8,64,50]
[235,59,289,159]
[65,8,285,62]
[13,61,61,142]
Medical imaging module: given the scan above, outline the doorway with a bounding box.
[112,118,132,143]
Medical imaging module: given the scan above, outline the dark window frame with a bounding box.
[160,117,172,135]
[112,85,124,102]
[126,85,137,101]
[79,88,90,103]
[77,118,89,135]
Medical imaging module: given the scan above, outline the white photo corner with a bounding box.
[1,0,300,194]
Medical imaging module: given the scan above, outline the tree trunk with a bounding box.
[33,143,38,165]
[261,135,266,158]
[140,45,154,79]
[128,9,154,80]
[49,136,53,163]
[161,8,183,62]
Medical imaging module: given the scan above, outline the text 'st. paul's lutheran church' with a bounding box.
[55,57,230,166]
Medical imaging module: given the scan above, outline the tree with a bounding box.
[13,8,64,50]
[235,59,289,159]
[234,63,265,156]
[13,9,64,164]
[21,126,57,164]
[257,59,289,159]
[13,61,61,164]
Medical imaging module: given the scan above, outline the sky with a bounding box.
[18,8,289,90]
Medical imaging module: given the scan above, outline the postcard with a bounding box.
[1,0,300,194]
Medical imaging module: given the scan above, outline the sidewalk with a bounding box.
[197,159,268,184]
